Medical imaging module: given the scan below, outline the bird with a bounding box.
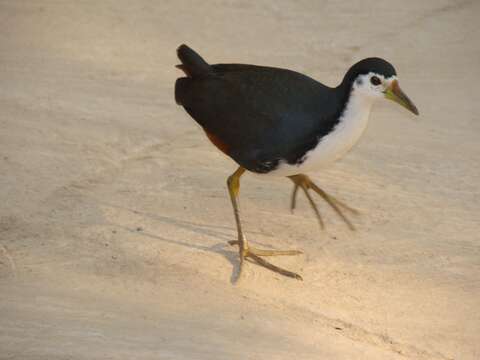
[174,44,418,280]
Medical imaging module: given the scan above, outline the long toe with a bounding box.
[289,174,359,230]
[247,252,303,280]
[228,241,303,280]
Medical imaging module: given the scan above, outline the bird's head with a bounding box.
[342,58,419,115]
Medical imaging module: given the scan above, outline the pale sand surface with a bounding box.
[1,1,479,359]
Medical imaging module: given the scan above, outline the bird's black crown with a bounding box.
[341,58,397,86]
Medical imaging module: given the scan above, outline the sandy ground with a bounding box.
[1,1,479,359]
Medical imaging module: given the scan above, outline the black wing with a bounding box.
[176,63,342,173]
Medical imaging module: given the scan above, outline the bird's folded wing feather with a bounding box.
[177,65,340,172]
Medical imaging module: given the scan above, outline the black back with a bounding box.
[175,45,396,173]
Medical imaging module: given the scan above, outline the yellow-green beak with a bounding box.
[384,80,419,115]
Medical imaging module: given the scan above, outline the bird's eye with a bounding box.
[370,76,381,86]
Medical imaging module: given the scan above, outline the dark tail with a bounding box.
[176,44,212,78]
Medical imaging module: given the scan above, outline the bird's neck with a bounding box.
[326,86,373,160]
[335,83,374,123]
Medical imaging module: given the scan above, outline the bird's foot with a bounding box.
[228,240,303,280]
[289,174,359,231]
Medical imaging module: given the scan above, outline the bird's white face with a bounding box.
[352,72,396,100]
[352,72,419,115]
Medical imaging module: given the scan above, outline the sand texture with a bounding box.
[1,1,479,359]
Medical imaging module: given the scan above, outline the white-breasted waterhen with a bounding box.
[175,44,419,280]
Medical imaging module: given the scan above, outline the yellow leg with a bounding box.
[227,167,302,280]
[289,174,359,231]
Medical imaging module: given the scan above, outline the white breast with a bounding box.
[267,89,374,177]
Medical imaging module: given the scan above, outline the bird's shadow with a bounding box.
[103,203,273,283]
